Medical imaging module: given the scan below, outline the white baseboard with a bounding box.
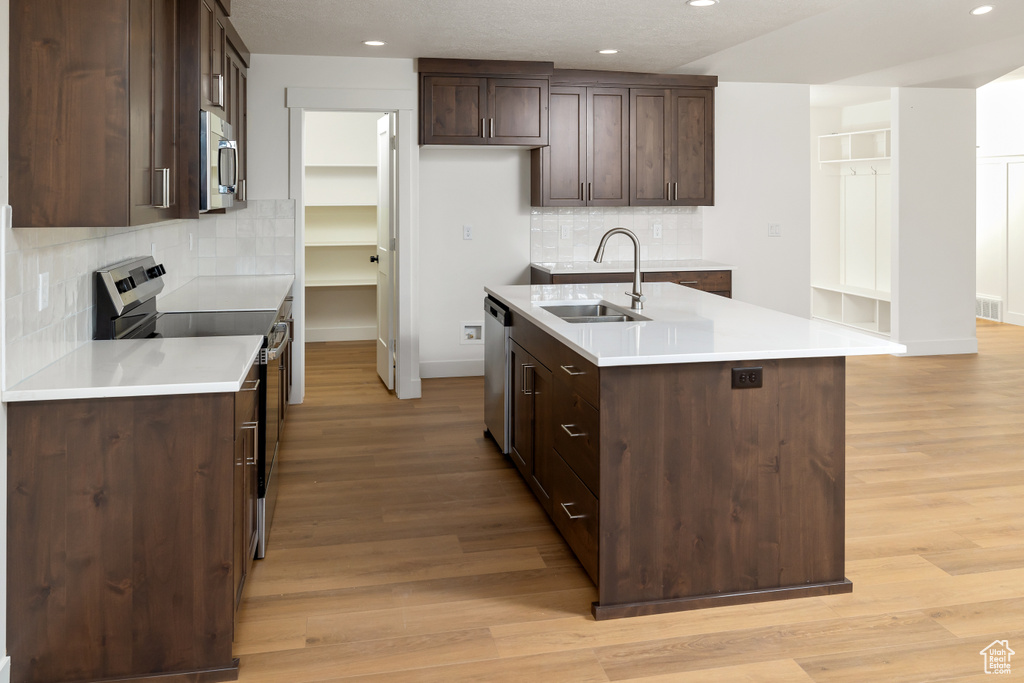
[419,359,484,378]
[1,655,11,683]
[896,337,978,356]
[306,326,375,342]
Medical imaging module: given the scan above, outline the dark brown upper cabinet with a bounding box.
[631,87,714,206]
[10,0,250,227]
[419,59,553,146]
[224,26,250,204]
[531,87,629,206]
[10,0,180,227]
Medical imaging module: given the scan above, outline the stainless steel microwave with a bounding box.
[199,110,237,212]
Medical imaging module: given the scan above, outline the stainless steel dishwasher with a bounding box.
[484,296,511,453]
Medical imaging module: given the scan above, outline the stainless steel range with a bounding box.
[95,256,289,558]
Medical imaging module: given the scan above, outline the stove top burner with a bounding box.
[124,310,278,340]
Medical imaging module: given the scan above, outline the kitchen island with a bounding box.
[485,282,903,619]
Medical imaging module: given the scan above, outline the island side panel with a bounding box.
[596,357,848,616]
[776,356,846,586]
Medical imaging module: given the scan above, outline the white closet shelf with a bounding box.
[304,163,376,169]
[811,283,890,301]
[305,203,378,208]
[305,278,377,288]
[305,241,377,248]
[818,128,892,164]
[811,285,891,336]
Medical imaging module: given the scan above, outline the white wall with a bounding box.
[703,82,812,317]
[248,55,417,201]
[891,88,977,355]
[419,148,531,377]
[976,76,1024,316]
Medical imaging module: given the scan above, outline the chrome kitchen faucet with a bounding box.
[594,227,645,311]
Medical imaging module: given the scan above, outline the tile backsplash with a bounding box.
[530,206,703,263]
[3,199,295,389]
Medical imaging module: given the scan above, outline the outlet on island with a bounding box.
[731,366,763,389]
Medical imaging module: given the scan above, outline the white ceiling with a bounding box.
[230,0,1024,88]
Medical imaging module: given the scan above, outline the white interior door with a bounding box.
[1007,162,1024,325]
[843,173,877,290]
[376,114,396,389]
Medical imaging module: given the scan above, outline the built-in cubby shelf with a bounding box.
[818,128,891,164]
[811,284,891,336]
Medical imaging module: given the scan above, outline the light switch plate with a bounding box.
[768,223,782,238]
[653,224,663,239]
[560,224,571,240]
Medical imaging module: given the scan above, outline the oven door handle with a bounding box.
[267,321,290,361]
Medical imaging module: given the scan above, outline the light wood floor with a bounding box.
[234,321,1024,682]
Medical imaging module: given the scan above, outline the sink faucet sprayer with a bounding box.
[594,227,645,311]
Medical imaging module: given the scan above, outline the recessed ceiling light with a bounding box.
[687,0,718,6]
[970,5,993,14]
[363,40,387,47]
[598,49,619,55]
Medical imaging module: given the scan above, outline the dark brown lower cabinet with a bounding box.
[530,267,732,298]
[507,314,851,620]
[6,369,258,682]
[509,340,553,512]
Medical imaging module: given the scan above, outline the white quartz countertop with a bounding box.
[3,336,264,402]
[159,275,294,312]
[531,259,734,275]
[485,283,905,367]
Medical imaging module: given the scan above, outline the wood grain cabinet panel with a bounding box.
[531,267,732,299]
[10,0,181,227]
[507,314,849,620]
[421,75,548,146]
[532,86,628,206]
[630,87,715,207]
[7,387,251,682]
[509,341,554,511]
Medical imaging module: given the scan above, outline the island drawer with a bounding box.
[643,269,732,297]
[553,379,599,495]
[550,450,599,584]
[553,344,599,407]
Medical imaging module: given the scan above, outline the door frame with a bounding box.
[286,87,421,399]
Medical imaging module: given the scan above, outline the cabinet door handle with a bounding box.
[561,424,586,438]
[154,168,171,209]
[588,183,593,201]
[666,182,670,200]
[560,365,585,376]
[481,118,486,138]
[238,178,247,202]
[580,182,585,201]
[243,378,260,392]
[674,182,679,201]
[212,73,225,108]
[490,118,495,138]
[522,364,534,395]
[561,502,586,520]
[240,420,258,466]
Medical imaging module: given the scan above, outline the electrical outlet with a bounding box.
[731,366,763,389]
[560,224,571,240]
[653,224,663,239]
[768,223,782,238]
[38,272,49,311]
[463,225,473,240]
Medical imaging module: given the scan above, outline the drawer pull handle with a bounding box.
[560,365,585,376]
[678,281,699,286]
[243,379,260,392]
[561,502,586,520]
[561,424,586,438]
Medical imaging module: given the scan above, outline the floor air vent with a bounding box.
[976,296,1002,322]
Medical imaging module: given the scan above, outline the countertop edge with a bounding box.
[2,337,264,403]
[485,285,906,366]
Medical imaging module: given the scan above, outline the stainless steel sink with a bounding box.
[542,302,649,324]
